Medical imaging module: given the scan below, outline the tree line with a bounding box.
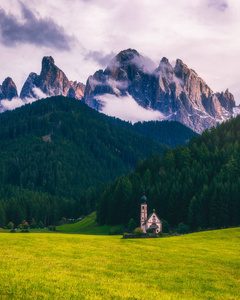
[97,116,240,231]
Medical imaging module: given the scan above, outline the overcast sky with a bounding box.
[0,0,240,102]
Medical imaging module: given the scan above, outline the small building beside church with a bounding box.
[140,194,162,233]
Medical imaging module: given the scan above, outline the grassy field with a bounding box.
[0,228,239,299]
[56,213,122,234]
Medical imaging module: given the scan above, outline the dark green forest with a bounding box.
[0,96,196,227]
[97,116,240,231]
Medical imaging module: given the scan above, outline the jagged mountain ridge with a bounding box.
[84,49,235,133]
[20,56,85,100]
[0,49,237,133]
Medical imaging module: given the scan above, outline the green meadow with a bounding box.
[0,228,239,299]
[56,213,122,234]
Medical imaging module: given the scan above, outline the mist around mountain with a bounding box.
[84,49,237,133]
[0,49,238,133]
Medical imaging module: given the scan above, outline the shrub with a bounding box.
[60,217,67,225]
[162,219,170,233]
[48,225,56,231]
[38,221,44,229]
[123,232,134,238]
[30,218,37,229]
[109,227,124,235]
[10,229,16,233]
[23,222,29,229]
[21,229,29,233]
[7,222,14,229]
[127,218,137,233]
[146,228,154,233]
[134,227,143,237]
[177,222,190,234]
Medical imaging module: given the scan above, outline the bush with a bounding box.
[60,217,67,225]
[30,218,37,229]
[162,219,170,233]
[127,218,137,233]
[177,222,189,234]
[48,225,56,231]
[38,221,44,229]
[109,227,125,235]
[23,222,29,229]
[10,229,16,233]
[21,229,29,233]
[134,227,143,237]
[7,222,14,229]
[123,232,134,238]
[146,228,154,233]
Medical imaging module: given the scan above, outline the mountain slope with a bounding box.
[96,115,240,229]
[84,49,235,133]
[0,96,197,226]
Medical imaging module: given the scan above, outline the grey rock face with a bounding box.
[0,77,18,100]
[20,56,85,100]
[20,72,39,99]
[84,49,235,133]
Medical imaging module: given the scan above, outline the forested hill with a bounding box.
[0,96,196,227]
[97,116,240,231]
[128,120,198,147]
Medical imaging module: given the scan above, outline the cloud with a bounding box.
[31,87,47,99]
[131,54,157,74]
[0,0,240,104]
[0,87,47,111]
[96,93,165,123]
[0,1,73,50]
[208,0,228,11]
[84,51,116,67]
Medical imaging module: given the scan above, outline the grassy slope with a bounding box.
[56,213,122,234]
[0,228,239,299]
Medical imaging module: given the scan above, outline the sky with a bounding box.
[0,0,240,104]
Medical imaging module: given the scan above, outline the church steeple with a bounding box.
[140,194,147,233]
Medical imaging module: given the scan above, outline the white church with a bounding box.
[140,194,162,233]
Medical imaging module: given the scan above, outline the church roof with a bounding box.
[141,194,147,203]
[147,210,162,223]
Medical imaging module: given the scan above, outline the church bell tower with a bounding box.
[140,194,147,233]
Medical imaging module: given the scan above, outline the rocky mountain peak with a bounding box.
[115,48,140,65]
[174,59,191,81]
[84,49,236,133]
[157,57,174,75]
[20,56,85,100]
[0,77,18,100]
[216,89,235,113]
[20,72,39,99]
[160,57,169,64]
[42,56,55,69]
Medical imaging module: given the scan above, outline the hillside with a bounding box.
[56,212,122,234]
[97,115,240,229]
[0,96,196,227]
[0,228,239,299]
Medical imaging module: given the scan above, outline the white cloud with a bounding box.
[96,93,165,123]
[0,88,47,111]
[1,97,29,111]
